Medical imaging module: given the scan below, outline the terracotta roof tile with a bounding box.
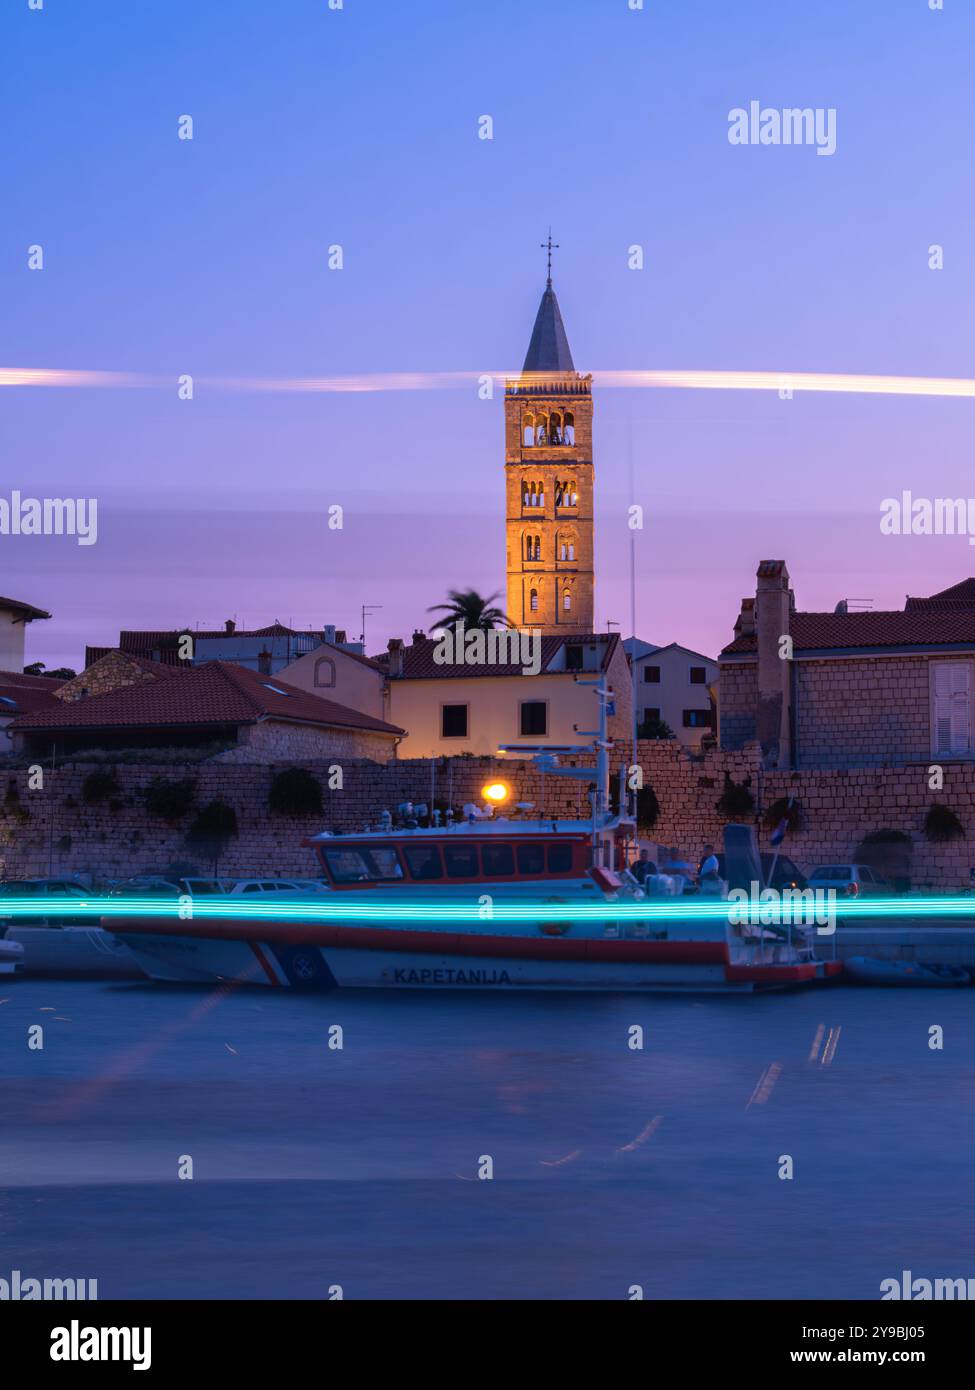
[905,578,975,611]
[721,609,975,656]
[0,670,63,715]
[0,596,51,621]
[9,661,403,735]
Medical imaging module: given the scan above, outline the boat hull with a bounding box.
[5,927,143,979]
[110,919,839,994]
[0,938,24,975]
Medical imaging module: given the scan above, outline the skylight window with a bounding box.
[0,696,17,707]
[262,683,290,696]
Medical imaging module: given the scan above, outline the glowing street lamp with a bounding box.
[482,780,511,806]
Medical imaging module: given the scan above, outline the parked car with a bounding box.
[714,853,808,891]
[0,878,98,928]
[807,864,894,898]
[107,876,329,898]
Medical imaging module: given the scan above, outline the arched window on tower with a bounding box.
[564,412,575,445]
[563,590,572,612]
[523,413,534,447]
[535,414,548,446]
[550,412,562,446]
[529,589,539,613]
[534,535,541,561]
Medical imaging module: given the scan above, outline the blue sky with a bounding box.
[3,0,974,668]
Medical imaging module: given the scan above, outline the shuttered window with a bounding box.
[930,662,973,756]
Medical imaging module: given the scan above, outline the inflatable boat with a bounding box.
[845,956,970,987]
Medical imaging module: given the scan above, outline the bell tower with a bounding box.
[504,247,594,634]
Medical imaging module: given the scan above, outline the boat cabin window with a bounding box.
[322,845,405,883]
[481,843,515,877]
[403,845,443,880]
[516,843,545,875]
[546,843,573,873]
[444,844,479,878]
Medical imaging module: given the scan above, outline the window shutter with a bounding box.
[932,662,972,755]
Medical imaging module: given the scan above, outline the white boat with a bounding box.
[0,936,24,975]
[4,926,141,979]
[107,681,841,995]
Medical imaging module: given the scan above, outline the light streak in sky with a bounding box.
[5,366,975,399]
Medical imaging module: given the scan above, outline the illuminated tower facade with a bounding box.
[504,268,594,634]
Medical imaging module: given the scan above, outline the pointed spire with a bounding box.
[522,282,575,374]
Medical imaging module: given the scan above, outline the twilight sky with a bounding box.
[3,0,974,671]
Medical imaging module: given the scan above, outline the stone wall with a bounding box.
[216,719,397,763]
[0,739,972,888]
[717,660,757,749]
[795,656,931,768]
[721,652,967,771]
[55,651,160,702]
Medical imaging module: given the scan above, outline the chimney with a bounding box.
[387,638,404,677]
[734,598,756,640]
[411,628,426,645]
[755,561,793,770]
[334,629,346,645]
[225,619,236,634]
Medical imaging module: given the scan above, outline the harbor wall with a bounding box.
[0,740,973,888]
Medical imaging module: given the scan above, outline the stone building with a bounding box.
[9,660,403,762]
[720,566,975,770]
[504,273,595,634]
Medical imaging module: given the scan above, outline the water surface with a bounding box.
[1,981,972,1299]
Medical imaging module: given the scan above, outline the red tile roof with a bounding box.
[86,643,187,669]
[374,632,620,679]
[0,670,64,715]
[9,661,403,735]
[722,609,975,656]
[86,623,329,671]
[0,596,51,622]
[905,578,975,611]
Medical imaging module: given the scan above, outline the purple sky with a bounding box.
[3,0,974,670]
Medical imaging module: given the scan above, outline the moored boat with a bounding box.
[844,956,970,987]
[0,936,25,975]
[106,681,841,995]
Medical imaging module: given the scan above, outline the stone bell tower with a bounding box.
[504,248,594,634]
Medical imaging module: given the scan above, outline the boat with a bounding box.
[107,681,842,994]
[844,956,970,987]
[4,925,142,979]
[0,936,25,975]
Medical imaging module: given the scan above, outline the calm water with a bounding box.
[1,980,973,1300]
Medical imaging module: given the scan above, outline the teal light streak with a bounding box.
[1,894,975,925]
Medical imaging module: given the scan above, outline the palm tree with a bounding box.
[428,588,508,633]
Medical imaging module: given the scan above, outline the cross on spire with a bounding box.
[540,229,559,286]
